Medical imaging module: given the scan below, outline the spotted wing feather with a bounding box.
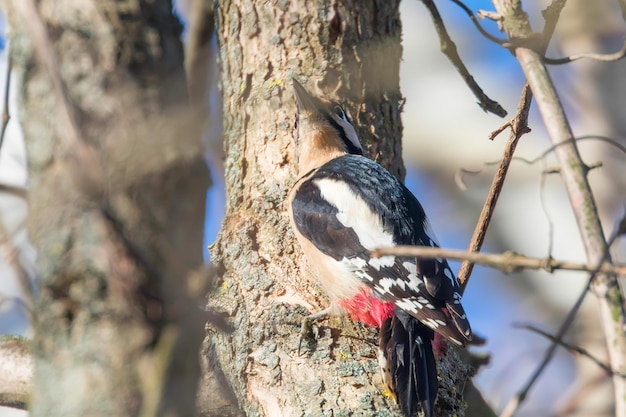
[291,154,472,344]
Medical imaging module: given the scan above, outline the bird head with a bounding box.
[292,79,362,175]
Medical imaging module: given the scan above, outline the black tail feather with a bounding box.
[379,309,437,417]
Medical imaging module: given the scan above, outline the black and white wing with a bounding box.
[291,154,472,345]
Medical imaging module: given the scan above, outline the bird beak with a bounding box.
[293,79,319,115]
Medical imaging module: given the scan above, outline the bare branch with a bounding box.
[539,158,555,257]
[372,245,626,276]
[418,0,507,117]
[456,134,626,188]
[544,39,626,65]
[0,54,11,153]
[457,84,531,291]
[532,135,626,165]
[0,183,26,200]
[517,324,626,379]
[456,0,568,292]
[447,0,507,45]
[537,0,625,67]
[540,0,568,48]
[491,0,626,413]
[483,0,625,65]
[477,9,503,26]
[487,119,514,141]
[500,214,625,417]
[500,230,617,417]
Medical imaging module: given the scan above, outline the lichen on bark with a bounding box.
[209,1,470,416]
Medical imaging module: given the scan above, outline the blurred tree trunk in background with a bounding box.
[2,0,209,415]
[550,0,626,413]
[555,0,626,227]
[208,0,471,415]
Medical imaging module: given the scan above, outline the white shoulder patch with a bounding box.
[314,178,394,250]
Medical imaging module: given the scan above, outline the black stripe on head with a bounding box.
[327,116,363,155]
[324,102,363,156]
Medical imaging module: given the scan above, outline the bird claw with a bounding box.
[297,308,330,354]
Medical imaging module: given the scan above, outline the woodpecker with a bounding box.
[287,79,472,417]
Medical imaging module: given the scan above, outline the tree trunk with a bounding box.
[3,0,210,415]
[209,1,470,415]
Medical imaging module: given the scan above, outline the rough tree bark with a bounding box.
[3,0,210,415]
[209,1,471,416]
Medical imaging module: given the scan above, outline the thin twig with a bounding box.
[487,119,513,141]
[483,0,625,65]
[0,183,26,200]
[447,0,507,45]
[456,134,626,184]
[371,245,626,276]
[418,0,507,117]
[543,39,626,65]
[533,134,626,161]
[492,0,626,411]
[555,373,613,417]
[516,323,626,379]
[540,0,568,47]
[457,84,531,291]
[456,0,569,292]
[0,53,12,154]
[539,157,555,256]
[500,225,622,417]
[478,135,626,174]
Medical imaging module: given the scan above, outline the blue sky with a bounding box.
[0,2,613,415]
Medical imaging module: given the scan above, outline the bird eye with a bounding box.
[334,105,346,120]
